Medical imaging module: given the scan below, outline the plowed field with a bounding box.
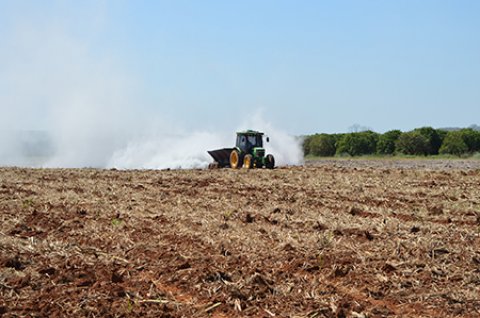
[1,161,480,317]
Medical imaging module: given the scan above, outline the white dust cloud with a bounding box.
[108,131,230,170]
[0,11,139,168]
[107,115,304,170]
[0,5,303,170]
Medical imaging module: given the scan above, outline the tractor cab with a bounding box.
[236,131,264,153]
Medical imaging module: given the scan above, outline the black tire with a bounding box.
[230,150,243,169]
[243,154,253,169]
[208,162,220,169]
[265,154,275,169]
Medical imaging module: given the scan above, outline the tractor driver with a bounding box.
[244,135,256,152]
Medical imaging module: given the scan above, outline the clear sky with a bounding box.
[1,0,479,135]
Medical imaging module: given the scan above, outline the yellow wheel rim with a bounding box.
[230,151,239,168]
[244,155,252,169]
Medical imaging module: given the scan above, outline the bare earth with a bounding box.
[1,160,480,317]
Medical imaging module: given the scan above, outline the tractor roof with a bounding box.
[236,129,264,136]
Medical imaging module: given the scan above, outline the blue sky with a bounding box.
[1,1,479,134]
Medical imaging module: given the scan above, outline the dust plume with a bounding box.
[107,115,304,170]
[107,131,231,170]
[0,5,303,170]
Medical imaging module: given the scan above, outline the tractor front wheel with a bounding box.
[243,154,253,169]
[230,150,242,169]
[265,154,275,169]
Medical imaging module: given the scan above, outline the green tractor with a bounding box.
[208,130,275,169]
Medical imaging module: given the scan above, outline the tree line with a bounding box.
[303,127,480,157]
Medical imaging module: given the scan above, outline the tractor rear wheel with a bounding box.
[243,154,253,169]
[265,154,275,169]
[230,150,242,169]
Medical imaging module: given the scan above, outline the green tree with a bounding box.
[459,128,480,153]
[309,134,336,156]
[302,135,313,156]
[336,131,379,156]
[377,130,402,155]
[413,127,442,155]
[396,131,430,155]
[332,133,345,146]
[437,129,448,146]
[439,131,468,155]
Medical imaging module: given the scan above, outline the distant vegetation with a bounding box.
[303,126,480,157]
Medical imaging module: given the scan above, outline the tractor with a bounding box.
[208,130,275,169]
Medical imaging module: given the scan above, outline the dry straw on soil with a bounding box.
[1,161,480,317]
